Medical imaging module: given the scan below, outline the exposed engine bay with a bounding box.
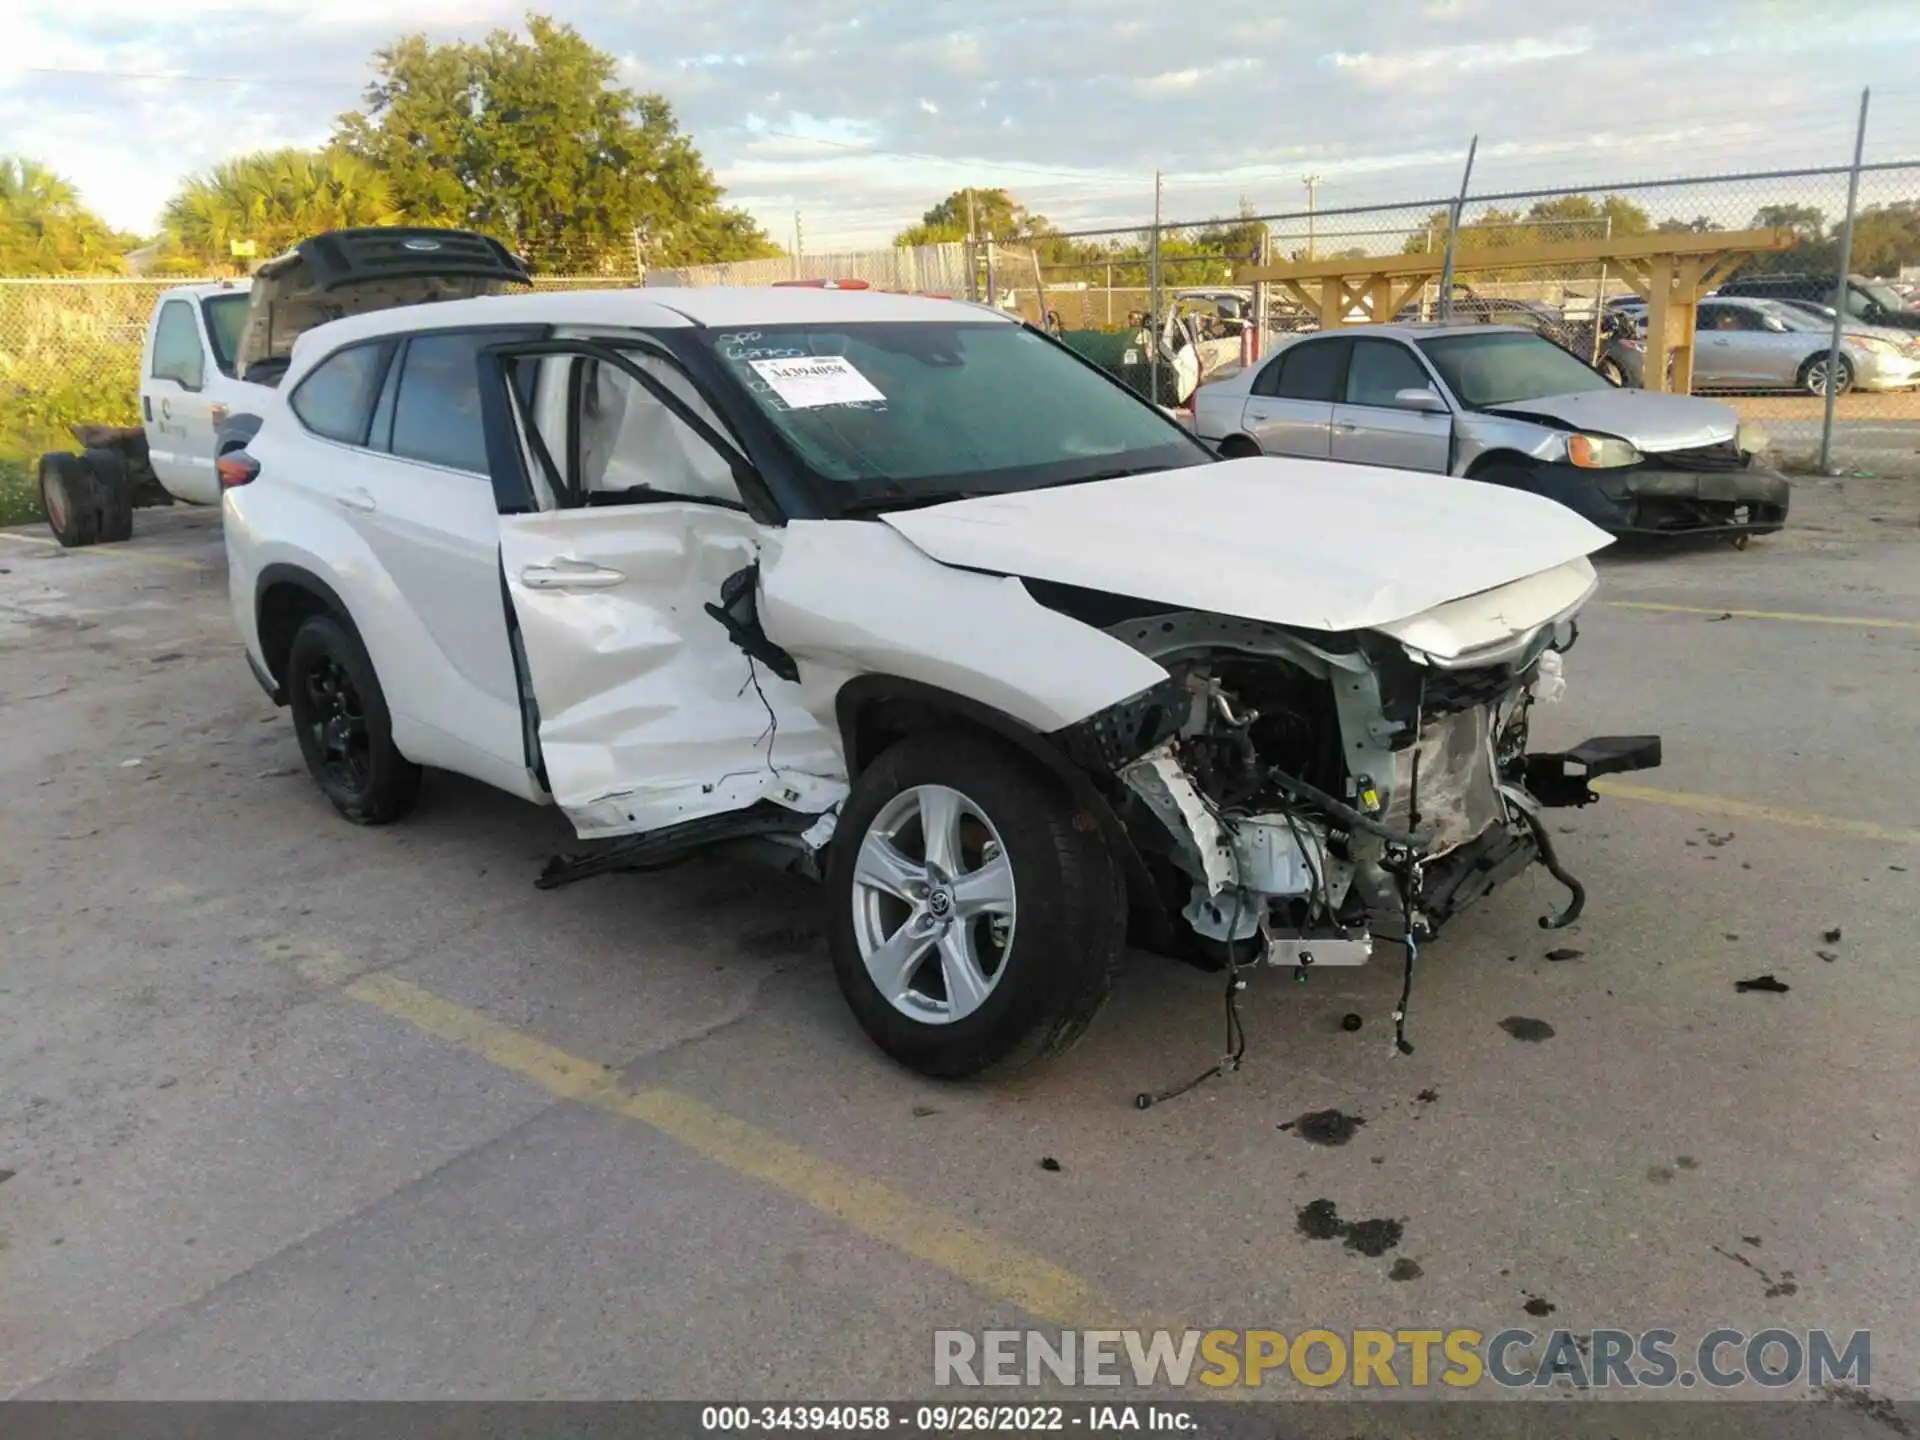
[1049,602,1660,983]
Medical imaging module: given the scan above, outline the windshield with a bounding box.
[201,293,250,377]
[705,320,1209,511]
[1416,330,1613,407]
[1856,281,1907,316]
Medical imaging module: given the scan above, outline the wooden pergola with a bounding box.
[1234,229,1800,393]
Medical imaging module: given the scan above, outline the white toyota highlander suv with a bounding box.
[224,284,1661,1079]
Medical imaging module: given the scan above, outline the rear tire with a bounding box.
[1215,435,1261,460]
[38,453,100,548]
[827,730,1124,1079]
[285,615,422,826]
[82,448,134,543]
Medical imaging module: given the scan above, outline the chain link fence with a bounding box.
[1032,160,1920,474]
[6,156,1919,524]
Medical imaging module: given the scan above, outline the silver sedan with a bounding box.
[1600,296,1920,395]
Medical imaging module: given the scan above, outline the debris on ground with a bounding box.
[1388,1258,1422,1282]
[1735,974,1791,994]
[1500,1016,1556,1041]
[1822,926,1843,943]
[1817,950,1839,963]
[1039,1156,1062,1172]
[911,1105,939,1118]
[1340,1013,1363,1032]
[1416,1088,1439,1104]
[1545,947,1584,961]
[1523,1295,1557,1317]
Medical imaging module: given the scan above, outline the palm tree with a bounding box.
[0,156,124,274]
[163,149,400,267]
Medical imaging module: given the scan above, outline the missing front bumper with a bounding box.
[1521,734,1664,808]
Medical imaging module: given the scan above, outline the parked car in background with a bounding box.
[1600,296,1920,395]
[1193,323,1787,543]
[1714,272,1920,334]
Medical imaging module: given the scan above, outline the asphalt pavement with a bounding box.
[1,477,1917,1413]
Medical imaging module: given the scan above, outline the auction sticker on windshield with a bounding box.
[749,355,886,409]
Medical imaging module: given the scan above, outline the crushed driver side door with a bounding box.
[476,337,846,840]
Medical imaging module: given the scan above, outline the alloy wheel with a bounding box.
[849,784,1017,1024]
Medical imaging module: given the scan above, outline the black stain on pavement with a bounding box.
[1296,1199,1404,1258]
[1388,1257,1423,1282]
[1500,1016,1556,1041]
[1293,1109,1365,1146]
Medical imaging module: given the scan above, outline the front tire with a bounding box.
[1800,353,1854,397]
[285,615,421,825]
[1215,435,1261,460]
[826,730,1124,1079]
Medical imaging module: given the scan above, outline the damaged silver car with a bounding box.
[225,286,1661,1081]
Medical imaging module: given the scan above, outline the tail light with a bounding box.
[218,451,260,488]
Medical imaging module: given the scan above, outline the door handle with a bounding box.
[337,488,378,514]
[1333,421,1359,432]
[520,562,626,590]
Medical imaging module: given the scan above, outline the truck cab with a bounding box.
[139,281,254,505]
[39,227,531,547]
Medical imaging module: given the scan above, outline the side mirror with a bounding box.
[1394,387,1448,414]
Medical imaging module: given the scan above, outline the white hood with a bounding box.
[880,456,1612,635]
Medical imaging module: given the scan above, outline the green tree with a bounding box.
[0,157,127,274]
[1849,201,1920,278]
[1657,215,1725,234]
[162,149,400,266]
[1753,203,1826,240]
[335,15,778,270]
[895,188,1043,246]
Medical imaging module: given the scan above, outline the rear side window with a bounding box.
[290,342,390,445]
[150,301,206,389]
[1272,338,1350,402]
[389,331,514,474]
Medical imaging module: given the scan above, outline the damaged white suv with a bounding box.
[224,284,1661,1078]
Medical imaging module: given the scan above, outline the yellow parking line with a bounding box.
[277,940,1123,1328]
[1593,779,1920,846]
[0,531,211,572]
[1605,600,1920,632]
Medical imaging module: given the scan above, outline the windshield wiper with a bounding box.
[834,489,983,517]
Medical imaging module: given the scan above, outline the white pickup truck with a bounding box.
[36,228,531,546]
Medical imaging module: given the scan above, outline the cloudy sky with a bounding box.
[4,0,1919,254]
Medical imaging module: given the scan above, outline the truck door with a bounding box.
[140,298,220,503]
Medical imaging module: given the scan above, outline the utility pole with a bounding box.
[1302,174,1323,260]
[792,212,803,278]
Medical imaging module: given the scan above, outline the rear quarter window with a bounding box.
[289,342,391,446]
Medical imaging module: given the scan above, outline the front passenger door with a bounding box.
[1330,339,1453,472]
[478,339,843,840]
[1241,336,1348,458]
